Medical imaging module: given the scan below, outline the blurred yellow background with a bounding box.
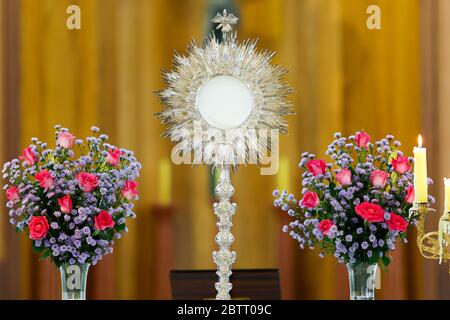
[0,0,449,299]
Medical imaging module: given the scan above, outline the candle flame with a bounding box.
[418,134,423,148]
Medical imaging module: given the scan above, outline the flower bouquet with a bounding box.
[2,126,141,300]
[273,132,433,300]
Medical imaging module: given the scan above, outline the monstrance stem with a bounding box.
[212,165,237,300]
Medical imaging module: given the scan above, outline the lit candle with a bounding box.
[413,134,428,203]
[444,178,450,212]
[277,157,290,190]
[158,158,172,206]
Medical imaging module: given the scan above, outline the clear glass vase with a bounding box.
[59,263,90,300]
[346,262,377,300]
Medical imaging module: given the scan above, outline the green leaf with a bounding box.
[115,223,126,232]
[382,256,391,267]
[39,250,51,261]
[369,254,378,265]
[388,150,398,164]
[391,172,398,184]
[104,228,114,239]
[32,242,44,253]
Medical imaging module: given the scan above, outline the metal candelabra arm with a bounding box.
[409,203,450,273]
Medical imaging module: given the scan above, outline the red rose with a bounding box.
[387,212,408,232]
[94,210,115,231]
[392,156,410,174]
[405,186,415,204]
[58,195,73,214]
[28,216,49,240]
[336,168,352,186]
[355,131,371,148]
[370,170,389,188]
[107,148,123,166]
[301,191,320,209]
[20,147,37,166]
[306,160,327,176]
[318,219,334,236]
[77,172,99,192]
[355,202,385,223]
[35,170,54,188]
[6,186,20,201]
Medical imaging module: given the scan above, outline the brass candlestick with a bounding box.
[409,203,450,273]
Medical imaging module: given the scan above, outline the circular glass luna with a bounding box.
[196,75,254,130]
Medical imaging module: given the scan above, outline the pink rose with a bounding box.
[318,219,334,236]
[355,202,385,223]
[336,168,352,186]
[58,195,73,214]
[387,212,408,232]
[405,186,415,204]
[392,156,410,174]
[6,186,20,201]
[370,170,389,188]
[35,170,54,188]
[306,160,327,176]
[122,180,139,200]
[76,172,99,192]
[57,132,75,149]
[301,191,320,209]
[355,131,371,148]
[94,210,115,230]
[28,216,49,240]
[107,148,122,166]
[20,147,37,166]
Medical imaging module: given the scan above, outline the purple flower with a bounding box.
[81,226,91,235]
[361,241,369,250]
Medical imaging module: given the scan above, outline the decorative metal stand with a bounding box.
[212,166,237,299]
[410,202,450,273]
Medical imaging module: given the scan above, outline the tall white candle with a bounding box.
[444,178,450,212]
[413,135,428,203]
